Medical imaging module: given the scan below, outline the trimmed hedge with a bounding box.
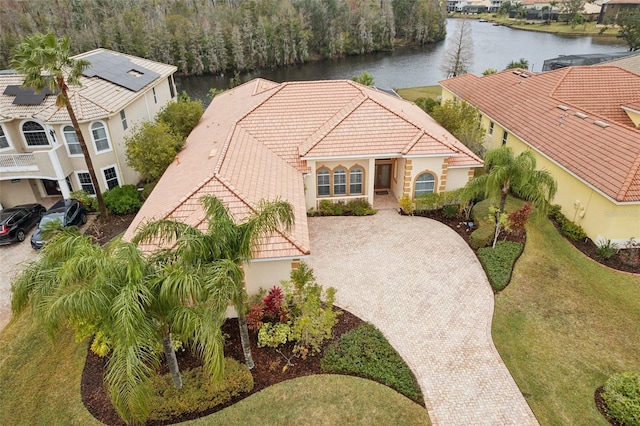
[310,199,376,216]
[102,184,142,215]
[602,372,640,426]
[148,358,253,421]
[320,323,423,404]
[477,241,524,291]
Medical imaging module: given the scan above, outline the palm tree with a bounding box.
[10,33,108,218]
[133,195,295,370]
[463,146,557,215]
[11,229,230,424]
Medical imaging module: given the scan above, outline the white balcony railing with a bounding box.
[0,153,38,171]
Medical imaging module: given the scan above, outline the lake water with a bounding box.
[176,18,627,102]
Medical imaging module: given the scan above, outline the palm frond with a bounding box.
[132,218,199,247]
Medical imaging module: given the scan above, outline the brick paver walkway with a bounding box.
[307,208,538,425]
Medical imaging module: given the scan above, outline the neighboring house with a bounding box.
[599,51,640,74]
[598,0,640,24]
[0,49,177,208]
[124,79,482,296]
[440,66,640,244]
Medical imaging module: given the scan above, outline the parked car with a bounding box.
[31,199,87,250]
[0,203,46,245]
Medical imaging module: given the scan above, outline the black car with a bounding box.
[0,203,46,245]
[31,199,87,250]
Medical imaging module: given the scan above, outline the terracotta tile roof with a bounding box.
[0,49,176,123]
[126,78,481,258]
[441,66,640,202]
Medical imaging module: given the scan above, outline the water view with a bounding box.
[176,18,627,102]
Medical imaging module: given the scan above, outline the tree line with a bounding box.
[0,0,446,75]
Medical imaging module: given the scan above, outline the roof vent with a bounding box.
[512,70,522,75]
[557,105,570,111]
[574,112,589,119]
[520,73,529,78]
[209,147,218,158]
[594,120,610,128]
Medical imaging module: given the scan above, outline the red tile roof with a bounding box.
[440,66,640,202]
[125,79,482,258]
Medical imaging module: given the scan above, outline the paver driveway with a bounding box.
[307,209,538,426]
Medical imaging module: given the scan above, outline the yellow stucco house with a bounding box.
[0,49,177,208]
[125,78,482,297]
[441,65,640,245]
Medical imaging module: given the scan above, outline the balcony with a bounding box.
[0,144,73,180]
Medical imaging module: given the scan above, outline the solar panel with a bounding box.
[3,85,57,105]
[82,51,160,92]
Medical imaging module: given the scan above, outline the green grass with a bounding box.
[0,312,100,425]
[493,213,640,425]
[0,312,429,425]
[186,375,430,425]
[396,85,441,102]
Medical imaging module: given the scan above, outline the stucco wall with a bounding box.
[407,156,447,197]
[0,179,38,206]
[445,167,472,191]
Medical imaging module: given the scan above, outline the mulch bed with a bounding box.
[550,220,640,275]
[594,387,621,426]
[81,308,365,425]
[84,213,137,245]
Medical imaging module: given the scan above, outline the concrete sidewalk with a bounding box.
[307,209,538,425]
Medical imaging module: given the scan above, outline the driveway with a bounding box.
[307,209,538,425]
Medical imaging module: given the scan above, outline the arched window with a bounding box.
[0,125,10,150]
[317,169,330,196]
[91,122,110,152]
[349,167,363,195]
[333,167,346,195]
[63,125,82,155]
[22,121,49,146]
[415,172,435,196]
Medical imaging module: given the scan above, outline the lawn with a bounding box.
[0,311,429,425]
[395,85,441,102]
[493,213,640,425]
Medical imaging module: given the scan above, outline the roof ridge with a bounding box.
[214,174,310,256]
[299,93,368,157]
[617,150,640,200]
[401,130,425,155]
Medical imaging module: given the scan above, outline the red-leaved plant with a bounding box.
[246,304,265,331]
[508,203,532,235]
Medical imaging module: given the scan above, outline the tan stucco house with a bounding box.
[441,65,640,245]
[124,78,482,296]
[0,49,177,209]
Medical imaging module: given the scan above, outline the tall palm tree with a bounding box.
[133,195,295,370]
[10,33,108,218]
[11,229,230,425]
[463,146,557,215]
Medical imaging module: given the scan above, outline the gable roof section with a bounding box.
[0,49,176,123]
[125,78,482,258]
[440,66,640,202]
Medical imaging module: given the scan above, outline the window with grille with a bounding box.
[22,121,49,146]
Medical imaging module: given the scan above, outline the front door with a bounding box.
[41,179,61,196]
[374,163,392,190]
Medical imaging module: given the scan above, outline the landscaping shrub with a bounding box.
[257,322,291,348]
[601,372,640,426]
[477,241,524,291]
[508,203,532,234]
[548,204,565,225]
[71,190,98,213]
[415,193,442,212]
[398,195,414,215]
[148,358,253,421]
[321,323,423,404]
[315,199,375,216]
[561,220,587,242]
[442,204,459,219]
[140,179,158,201]
[469,225,494,249]
[596,239,619,260]
[102,184,142,215]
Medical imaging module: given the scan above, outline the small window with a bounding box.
[334,168,346,195]
[489,121,494,135]
[120,110,128,130]
[415,172,435,196]
[103,166,120,190]
[168,77,175,98]
[63,125,83,155]
[152,87,157,104]
[317,169,330,197]
[22,121,49,146]
[77,172,95,194]
[91,122,110,152]
[501,130,508,146]
[0,125,9,150]
[350,167,363,195]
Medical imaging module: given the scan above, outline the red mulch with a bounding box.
[81,309,365,425]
